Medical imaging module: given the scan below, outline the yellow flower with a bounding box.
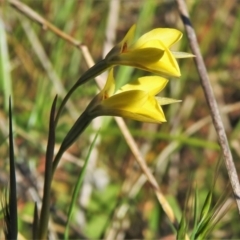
[105,25,192,77]
[55,25,192,125]
[57,69,181,157]
[86,69,181,123]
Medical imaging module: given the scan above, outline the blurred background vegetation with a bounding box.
[1,0,240,239]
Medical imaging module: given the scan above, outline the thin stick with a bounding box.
[176,0,240,212]
[115,117,175,223]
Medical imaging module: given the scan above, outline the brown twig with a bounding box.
[9,0,176,224]
[176,0,240,212]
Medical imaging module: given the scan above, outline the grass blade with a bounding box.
[4,97,18,239]
[190,187,199,240]
[38,95,57,239]
[177,216,187,240]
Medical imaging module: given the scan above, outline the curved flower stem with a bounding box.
[54,60,110,126]
[176,0,240,213]
[52,111,92,175]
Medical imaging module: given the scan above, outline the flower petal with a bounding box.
[147,47,180,77]
[135,96,167,122]
[105,25,137,60]
[105,108,165,123]
[113,39,181,77]
[111,47,164,64]
[135,28,182,48]
[137,40,180,77]
[101,68,115,97]
[101,90,148,110]
[118,76,168,96]
[120,24,136,50]
[93,91,166,123]
[94,98,166,123]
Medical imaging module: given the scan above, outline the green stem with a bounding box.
[54,59,109,126]
[52,111,93,175]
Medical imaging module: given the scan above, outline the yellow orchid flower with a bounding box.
[86,69,181,123]
[105,25,192,77]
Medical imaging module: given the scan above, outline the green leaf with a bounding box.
[177,216,187,240]
[4,97,18,239]
[38,96,57,239]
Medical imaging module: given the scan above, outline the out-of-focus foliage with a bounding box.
[0,0,240,239]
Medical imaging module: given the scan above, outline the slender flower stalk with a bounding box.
[54,60,110,125]
[52,111,91,174]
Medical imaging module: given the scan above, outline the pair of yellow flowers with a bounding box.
[84,25,192,124]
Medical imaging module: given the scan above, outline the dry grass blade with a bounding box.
[176,0,240,213]
[8,0,81,46]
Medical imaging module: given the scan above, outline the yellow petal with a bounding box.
[109,48,180,77]
[137,40,180,77]
[89,88,167,123]
[96,100,166,123]
[110,47,164,64]
[101,90,148,110]
[101,68,115,97]
[105,25,137,60]
[125,96,166,123]
[107,108,165,123]
[135,96,167,122]
[138,39,167,50]
[95,92,166,123]
[144,49,180,77]
[135,28,182,48]
[118,76,168,96]
[113,39,181,77]
[120,24,136,49]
